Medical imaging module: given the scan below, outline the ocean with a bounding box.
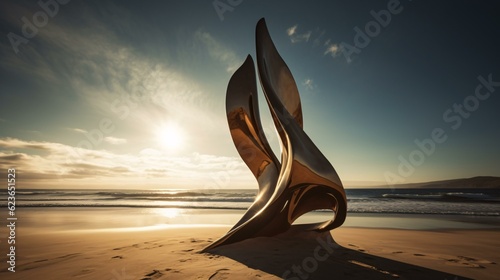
[4,188,500,216]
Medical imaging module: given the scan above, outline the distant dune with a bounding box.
[379,176,500,189]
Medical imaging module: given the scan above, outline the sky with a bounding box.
[0,0,499,189]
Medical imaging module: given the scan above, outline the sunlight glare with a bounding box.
[156,122,185,150]
[158,208,181,218]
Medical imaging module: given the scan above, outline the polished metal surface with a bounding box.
[202,18,347,252]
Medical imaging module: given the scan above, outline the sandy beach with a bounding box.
[1,209,499,280]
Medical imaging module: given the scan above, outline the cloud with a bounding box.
[291,31,312,43]
[0,137,56,151]
[303,79,315,91]
[70,128,88,134]
[1,2,224,151]
[0,137,251,188]
[287,24,298,36]
[195,31,242,73]
[0,3,249,188]
[324,43,341,57]
[286,24,312,43]
[1,2,215,109]
[298,31,312,43]
[104,136,127,145]
[0,153,27,163]
[284,24,343,61]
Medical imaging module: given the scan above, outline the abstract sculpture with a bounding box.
[202,18,347,252]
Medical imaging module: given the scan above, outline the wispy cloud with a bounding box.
[0,137,250,188]
[324,43,341,57]
[303,79,315,91]
[0,3,249,189]
[69,128,88,134]
[104,136,127,145]
[285,24,344,62]
[194,31,242,73]
[1,3,223,150]
[286,24,312,43]
[294,31,312,43]
[287,24,298,36]
[0,137,59,151]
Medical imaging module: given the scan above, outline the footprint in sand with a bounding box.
[458,255,494,264]
[208,268,230,280]
[414,253,426,257]
[447,259,485,269]
[72,267,95,277]
[347,243,366,252]
[24,254,81,270]
[445,256,493,268]
[112,255,123,259]
[142,270,163,280]
[347,244,367,252]
[165,268,180,273]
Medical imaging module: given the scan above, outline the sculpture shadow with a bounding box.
[205,227,471,280]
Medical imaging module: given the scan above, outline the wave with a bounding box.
[2,202,497,216]
[17,197,255,202]
[347,209,500,216]
[8,203,249,210]
[382,192,500,202]
[3,188,499,217]
[12,190,256,198]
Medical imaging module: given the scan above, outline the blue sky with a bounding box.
[1,0,499,189]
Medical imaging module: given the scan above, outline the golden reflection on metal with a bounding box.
[202,18,346,252]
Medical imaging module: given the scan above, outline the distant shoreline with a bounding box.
[366,176,500,189]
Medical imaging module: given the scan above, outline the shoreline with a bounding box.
[1,225,498,279]
[8,207,500,232]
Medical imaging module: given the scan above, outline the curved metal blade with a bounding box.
[225,55,280,230]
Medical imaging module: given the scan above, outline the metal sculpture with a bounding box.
[202,18,346,252]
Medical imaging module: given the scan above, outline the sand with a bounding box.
[1,224,498,280]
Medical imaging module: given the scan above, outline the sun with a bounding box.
[155,122,185,150]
